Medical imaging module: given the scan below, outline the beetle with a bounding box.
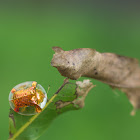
[10,81,45,113]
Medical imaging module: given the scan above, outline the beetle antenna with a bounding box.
[46,85,50,94]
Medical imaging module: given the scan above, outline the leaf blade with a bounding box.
[9,80,94,140]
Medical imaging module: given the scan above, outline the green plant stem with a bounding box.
[10,94,57,140]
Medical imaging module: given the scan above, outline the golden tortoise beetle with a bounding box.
[9,81,47,115]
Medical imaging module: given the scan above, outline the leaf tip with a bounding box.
[52,46,64,53]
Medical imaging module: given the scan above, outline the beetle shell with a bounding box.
[9,81,47,115]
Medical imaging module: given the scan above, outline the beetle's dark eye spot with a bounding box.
[73,63,75,65]
[95,72,98,75]
[68,61,70,64]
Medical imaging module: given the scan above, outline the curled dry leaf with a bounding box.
[51,47,140,115]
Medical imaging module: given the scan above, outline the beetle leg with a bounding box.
[11,88,16,93]
[14,107,19,112]
[30,95,42,113]
[32,81,37,88]
[35,105,42,113]
[20,107,26,112]
[31,96,37,104]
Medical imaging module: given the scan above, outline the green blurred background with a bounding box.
[1,1,140,140]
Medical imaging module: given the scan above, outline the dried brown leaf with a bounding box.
[51,47,140,115]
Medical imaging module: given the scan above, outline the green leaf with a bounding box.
[9,79,94,140]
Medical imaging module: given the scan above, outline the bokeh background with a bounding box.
[1,1,140,140]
